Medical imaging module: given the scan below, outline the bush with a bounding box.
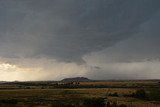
[0,99,18,104]
[52,103,74,107]
[111,102,118,107]
[135,89,146,99]
[107,101,117,107]
[131,92,135,97]
[147,89,160,101]
[119,104,127,107]
[106,101,127,107]
[108,92,119,97]
[83,97,105,107]
[107,102,111,107]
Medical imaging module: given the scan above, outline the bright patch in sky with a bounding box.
[0,62,41,81]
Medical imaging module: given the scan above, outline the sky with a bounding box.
[0,0,160,81]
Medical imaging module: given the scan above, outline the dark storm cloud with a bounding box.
[0,0,160,63]
[84,10,160,63]
[83,10,160,80]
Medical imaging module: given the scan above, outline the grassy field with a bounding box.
[0,80,160,107]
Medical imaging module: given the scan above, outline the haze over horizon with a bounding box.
[0,0,160,81]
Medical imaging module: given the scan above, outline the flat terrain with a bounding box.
[0,80,160,107]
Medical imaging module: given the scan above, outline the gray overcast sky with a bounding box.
[0,0,160,81]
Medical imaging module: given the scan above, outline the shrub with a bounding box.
[107,102,111,107]
[106,101,127,107]
[111,102,118,107]
[131,92,135,97]
[52,103,74,107]
[83,97,105,107]
[119,104,127,107]
[147,89,160,101]
[108,92,119,97]
[0,99,18,104]
[135,89,146,99]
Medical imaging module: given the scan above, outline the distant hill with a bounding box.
[61,77,91,82]
[0,81,7,84]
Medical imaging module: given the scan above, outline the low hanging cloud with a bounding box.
[0,57,89,81]
[0,0,160,80]
[85,61,160,80]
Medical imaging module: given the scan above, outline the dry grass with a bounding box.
[0,80,159,107]
[0,88,159,107]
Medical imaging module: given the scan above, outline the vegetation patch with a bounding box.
[83,97,105,107]
[0,99,18,105]
[147,89,160,101]
[107,101,127,107]
[108,92,119,97]
[135,89,146,99]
